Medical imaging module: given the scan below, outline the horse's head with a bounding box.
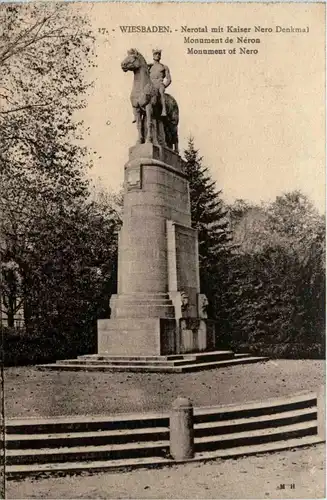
[121,48,147,73]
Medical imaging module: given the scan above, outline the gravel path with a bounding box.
[4,360,325,418]
[7,444,325,499]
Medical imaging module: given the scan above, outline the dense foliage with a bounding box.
[0,4,120,362]
[183,140,325,358]
[183,138,232,312]
[217,194,325,358]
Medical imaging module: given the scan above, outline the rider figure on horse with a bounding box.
[131,48,171,123]
[148,48,171,117]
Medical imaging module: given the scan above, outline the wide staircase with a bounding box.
[38,350,268,373]
[5,391,323,478]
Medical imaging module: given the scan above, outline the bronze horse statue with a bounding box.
[121,49,179,153]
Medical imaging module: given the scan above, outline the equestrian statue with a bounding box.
[121,48,179,153]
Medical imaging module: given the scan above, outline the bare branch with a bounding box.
[0,6,70,66]
[0,13,52,63]
[0,101,52,114]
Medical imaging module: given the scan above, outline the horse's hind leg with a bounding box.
[152,119,161,146]
[173,126,179,153]
[157,120,166,147]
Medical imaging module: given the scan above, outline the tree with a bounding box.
[88,180,123,318]
[218,192,325,358]
[265,191,325,260]
[21,198,119,343]
[264,191,325,351]
[0,4,119,358]
[0,3,94,198]
[89,177,124,227]
[227,201,271,254]
[183,138,232,310]
[0,2,95,259]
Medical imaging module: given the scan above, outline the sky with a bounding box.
[76,2,325,212]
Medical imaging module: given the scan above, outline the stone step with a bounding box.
[5,407,316,450]
[38,363,178,373]
[114,304,175,318]
[6,435,323,478]
[58,352,235,367]
[113,293,172,300]
[114,298,174,305]
[5,421,317,466]
[6,412,169,435]
[194,420,318,452]
[195,408,317,436]
[6,440,169,465]
[183,351,235,362]
[38,356,268,373]
[78,354,186,361]
[58,358,197,367]
[178,356,269,373]
[78,350,235,362]
[194,392,317,422]
[5,427,169,450]
[6,392,316,436]
[195,434,323,460]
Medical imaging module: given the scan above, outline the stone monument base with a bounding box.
[97,317,216,357]
[38,350,268,372]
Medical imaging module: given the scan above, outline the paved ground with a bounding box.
[4,360,325,418]
[4,360,326,498]
[7,444,326,499]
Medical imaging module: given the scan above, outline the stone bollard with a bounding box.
[170,397,194,460]
[317,386,326,441]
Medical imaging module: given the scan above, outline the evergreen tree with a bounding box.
[183,137,232,314]
[183,138,231,263]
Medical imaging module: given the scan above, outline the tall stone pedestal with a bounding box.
[39,145,268,372]
[98,143,215,356]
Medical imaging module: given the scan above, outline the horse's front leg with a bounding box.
[133,107,143,144]
[145,103,153,143]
